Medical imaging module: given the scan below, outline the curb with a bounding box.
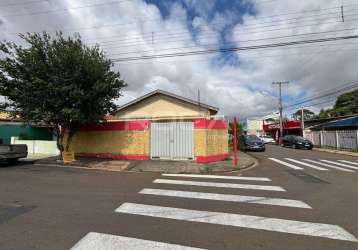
[33,163,127,173]
[312,148,358,157]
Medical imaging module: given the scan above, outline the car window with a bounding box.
[245,135,261,142]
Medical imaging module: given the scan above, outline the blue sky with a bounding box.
[144,0,256,66]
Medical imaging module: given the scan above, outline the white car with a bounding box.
[259,135,276,144]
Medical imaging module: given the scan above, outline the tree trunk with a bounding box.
[64,128,76,152]
[55,125,64,153]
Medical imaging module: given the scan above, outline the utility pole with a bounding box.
[272,81,289,143]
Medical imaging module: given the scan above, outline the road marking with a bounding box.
[303,159,355,172]
[285,158,329,171]
[139,188,311,208]
[162,174,271,182]
[338,160,358,166]
[71,232,205,250]
[153,179,286,192]
[320,160,358,170]
[269,158,304,170]
[115,203,358,242]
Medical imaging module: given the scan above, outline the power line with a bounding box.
[283,81,358,109]
[4,3,356,36]
[84,15,358,49]
[113,44,358,66]
[0,0,46,7]
[100,27,358,55]
[88,11,346,46]
[110,34,358,62]
[0,0,135,18]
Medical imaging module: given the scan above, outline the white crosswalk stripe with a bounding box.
[162,174,271,182]
[285,158,329,171]
[71,232,205,250]
[303,159,355,172]
[115,203,358,242]
[269,158,304,170]
[338,160,358,166]
[139,188,312,208]
[320,160,358,170]
[153,179,286,191]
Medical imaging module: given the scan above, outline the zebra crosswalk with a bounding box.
[71,173,358,249]
[269,158,358,173]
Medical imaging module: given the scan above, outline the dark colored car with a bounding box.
[241,135,265,152]
[281,135,313,150]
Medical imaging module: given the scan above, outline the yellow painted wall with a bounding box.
[68,130,149,155]
[115,94,211,120]
[195,129,228,156]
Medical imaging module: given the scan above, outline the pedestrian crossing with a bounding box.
[71,173,358,249]
[269,158,358,173]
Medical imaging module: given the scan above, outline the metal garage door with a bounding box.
[150,122,194,160]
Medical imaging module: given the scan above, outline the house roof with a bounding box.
[115,89,219,113]
[310,116,358,130]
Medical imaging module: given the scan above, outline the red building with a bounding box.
[263,120,302,142]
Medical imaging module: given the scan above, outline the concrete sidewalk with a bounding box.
[32,151,257,174]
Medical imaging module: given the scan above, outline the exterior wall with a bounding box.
[68,121,150,160]
[0,123,53,144]
[67,119,229,163]
[246,119,264,136]
[194,118,229,163]
[115,94,210,120]
[11,137,60,155]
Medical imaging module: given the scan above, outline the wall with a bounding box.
[115,94,210,120]
[68,121,150,160]
[305,129,358,151]
[0,123,53,144]
[194,118,229,163]
[11,137,60,155]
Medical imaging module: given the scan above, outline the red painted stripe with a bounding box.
[80,120,150,131]
[196,153,230,163]
[76,153,150,160]
[194,118,228,129]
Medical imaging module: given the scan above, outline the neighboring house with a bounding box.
[0,111,53,144]
[69,89,229,163]
[246,118,264,136]
[304,116,358,151]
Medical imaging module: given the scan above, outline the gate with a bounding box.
[150,122,194,160]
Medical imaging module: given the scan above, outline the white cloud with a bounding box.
[1,0,357,118]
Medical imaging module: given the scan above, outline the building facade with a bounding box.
[69,90,229,163]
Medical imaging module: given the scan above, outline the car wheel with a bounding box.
[7,158,18,164]
[292,144,296,149]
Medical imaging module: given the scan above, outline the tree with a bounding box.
[330,89,358,116]
[0,32,126,154]
[316,90,358,118]
[292,109,315,120]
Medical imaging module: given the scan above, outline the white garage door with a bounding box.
[150,122,194,160]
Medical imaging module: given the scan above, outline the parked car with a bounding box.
[0,144,28,164]
[281,135,313,150]
[259,135,276,144]
[241,135,265,152]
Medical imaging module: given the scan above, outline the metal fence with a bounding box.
[304,130,358,151]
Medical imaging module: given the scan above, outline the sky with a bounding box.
[0,0,357,120]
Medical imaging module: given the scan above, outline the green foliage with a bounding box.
[292,109,315,120]
[0,32,126,151]
[318,90,358,118]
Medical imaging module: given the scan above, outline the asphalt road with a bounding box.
[0,145,357,250]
